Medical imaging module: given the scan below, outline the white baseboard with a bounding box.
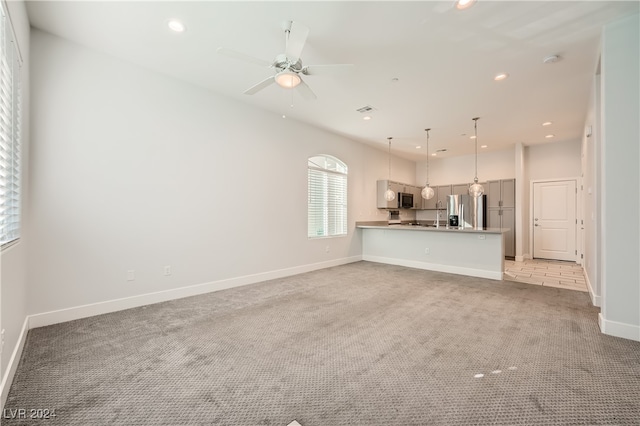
[362,255,503,281]
[599,313,640,342]
[29,256,362,329]
[515,255,525,262]
[583,270,600,307]
[1,316,29,409]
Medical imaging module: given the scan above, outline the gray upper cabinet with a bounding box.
[377,180,400,209]
[487,181,501,208]
[452,183,470,195]
[436,185,452,208]
[377,180,422,209]
[410,185,421,209]
[487,179,515,208]
[501,179,515,207]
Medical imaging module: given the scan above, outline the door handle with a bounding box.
[535,218,538,221]
[534,224,539,227]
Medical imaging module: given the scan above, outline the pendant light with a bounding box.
[384,137,396,201]
[469,117,484,197]
[421,128,435,200]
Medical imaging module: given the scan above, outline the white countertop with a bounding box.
[356,221,509,234]
[356,221,508,234]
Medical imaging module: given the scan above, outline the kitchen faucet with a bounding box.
[435,200,443,228]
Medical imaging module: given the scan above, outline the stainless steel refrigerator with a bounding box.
[446,194,487,229]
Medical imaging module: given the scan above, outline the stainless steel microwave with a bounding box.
[398,192,414,209]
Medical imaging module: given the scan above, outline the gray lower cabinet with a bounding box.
[489,208,515,257]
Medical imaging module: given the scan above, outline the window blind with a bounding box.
[308,156,347,238]
[0,4,22,246]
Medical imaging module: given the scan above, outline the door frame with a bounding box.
[529,177,580,262]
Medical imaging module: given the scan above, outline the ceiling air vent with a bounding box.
[436,149,448,153]
[356,105,376,114]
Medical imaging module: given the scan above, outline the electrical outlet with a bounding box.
[478,235,486,240]
[325,246,330,253]
[1,329,5,355]
[424,248,430,255]
[164,265,171,276]
[127,270,135,281]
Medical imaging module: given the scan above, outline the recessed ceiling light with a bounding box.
[470,135,476,139]
[363,116,371,121]
[545,134,555,138]
[168,19,186,33]
[416,145,422,149]
[542,121,552,126]
[494,73,509,81]
[481,145,487,148]
[455,0,477,10]
[282,115,286,119]
[431,153,437,156]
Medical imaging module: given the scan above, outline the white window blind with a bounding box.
[308,155,347,238]
[0,3,22,246]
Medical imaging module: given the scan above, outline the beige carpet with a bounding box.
[5,261,640,425]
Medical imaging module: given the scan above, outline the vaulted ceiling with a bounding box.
[26,1,639,160]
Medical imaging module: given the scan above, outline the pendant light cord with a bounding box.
[387,137,392,185]
[425,129,431,185]
[473,117,479,181]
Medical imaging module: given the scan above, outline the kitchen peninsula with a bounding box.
[356,222,508,280]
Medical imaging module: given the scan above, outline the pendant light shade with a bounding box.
[384,137,396,201]
[421,185,434,200]
[469,117,484,197]
[421,128,435,200]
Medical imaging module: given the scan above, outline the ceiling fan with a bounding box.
[217,21,353,100]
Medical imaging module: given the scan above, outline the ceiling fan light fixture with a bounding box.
[275,70,301,88]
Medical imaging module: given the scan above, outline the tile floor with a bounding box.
[504,258,588,292]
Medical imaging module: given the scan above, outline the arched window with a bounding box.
[308,155,348,238]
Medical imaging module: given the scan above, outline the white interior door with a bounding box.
[533,180,577,261]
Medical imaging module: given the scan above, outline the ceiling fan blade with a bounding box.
[217,47,272,68]
[285,21,309,63]
[302,64,355,76]
[296,79,317,100]
[244,76,276,95]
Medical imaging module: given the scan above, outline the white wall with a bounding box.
[416,148,515,187]
[27,29,415,316]
[0,0,29,405]
[525,140,582,181]
[600,13,640,341]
